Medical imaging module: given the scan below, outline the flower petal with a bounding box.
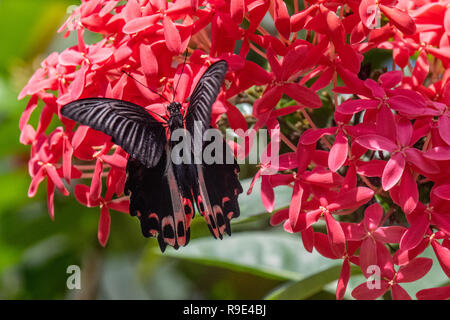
[328,187,374,211]
[89,159,104,202]
[140,43,158,77]
[341,222,366,241]
[46,179,55,220]
[273,0,290,39]
[400,211,429,251]
[364,79,385,98]
[396,257,433,283]
[336,259,350,300]
[301,226,314,253]
[352,280,390,300]
[98,205,111,247]
[434,184,450,201]
[380,4,416,35]
[360,238,378,277]
[163,16,182,54]
[328,131,348,172]
[355,134,397,152]
[270,208,289,226]
[394,238,428,266]
[379,70,403,89]
[438,115,450,145]
[123,14,160,34]
[261,175,275,213]
[230,0,245,24]
[300,127,337,145]
[289,180,304,230]
[405,148,441,174]
[397,169,418,214]
[416,286,450,300]
[364,203,383,230]
[388,95,427,117]
[375,225,407,243]
[376,103,397,141]
[338,99,379,115]
[391,284,412,300]
[397,117,412,146]
[108,197,130,214]
[431,239,450,278]
[46,165,69,196]
[423,146,450,161]
[325,212,346,257]
[282,83,322,108]
[253,86,283,115]
[314,232,337,259]
[382,153,405,191]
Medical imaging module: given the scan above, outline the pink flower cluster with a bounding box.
[19,0,450,300]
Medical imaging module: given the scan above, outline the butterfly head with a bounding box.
[167,102,182,116]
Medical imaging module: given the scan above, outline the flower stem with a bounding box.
[280,132,297,152]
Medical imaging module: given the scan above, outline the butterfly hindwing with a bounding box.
[194,134,242,239]
[124,147,194,252]
[61,98,166,168]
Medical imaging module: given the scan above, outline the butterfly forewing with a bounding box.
[185,60,228,142]
[61,98,166,168]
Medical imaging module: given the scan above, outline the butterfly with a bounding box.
[61,60,243,252]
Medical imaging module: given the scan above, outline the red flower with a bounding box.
[355,117,439,193]
[314,232,360,300]
[301,112,376,173]
[352,249,433,300]
[341,203,406,277]
[359,0,416,35]
[252,42,322,117]
[27,128,81,220]
[294,187,374,257]
[417,285,450,300]
[75,183,129,247]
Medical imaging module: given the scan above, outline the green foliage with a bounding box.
[162,231,340,281]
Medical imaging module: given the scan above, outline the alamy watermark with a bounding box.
[365,5,381,29]
[366,265,381,290]
[169,121,279,174]
[66,265,81,290]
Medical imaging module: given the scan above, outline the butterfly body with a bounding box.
[61,60,242,252]
[166,102,184,132]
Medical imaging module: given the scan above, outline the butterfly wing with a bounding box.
[125,145,194,252]
[61,98,166,168]
[184,60,228,141]
[194,133,242,239]
[183,61,241,239]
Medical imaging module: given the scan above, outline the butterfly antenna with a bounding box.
[172,50,189,102]
[121,70,170,103]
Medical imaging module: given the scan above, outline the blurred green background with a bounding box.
[0,0,447,300]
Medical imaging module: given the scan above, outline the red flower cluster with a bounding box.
[19,0,450,300]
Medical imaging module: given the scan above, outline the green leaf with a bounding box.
[160,231,340,281]
[0,170,31,210]
[264,264,343,300]
[98,254,192,300]
[0,0,74,73]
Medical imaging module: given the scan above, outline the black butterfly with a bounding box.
[61,60,243,252]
